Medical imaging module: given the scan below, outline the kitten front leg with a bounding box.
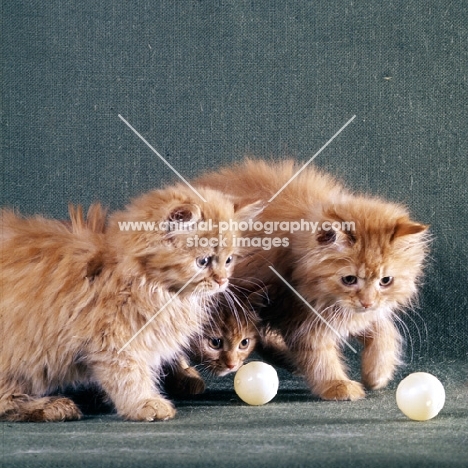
[359,318,402,390]
[164,356,206,396]
[287,329,365,401]
[92,353,176,421]
[256,331,297,374]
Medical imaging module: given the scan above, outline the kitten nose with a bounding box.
[226,363,236,370]
[215,276,228,286]
[360,300,374,309]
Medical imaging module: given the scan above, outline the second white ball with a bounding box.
[396,372,445,421]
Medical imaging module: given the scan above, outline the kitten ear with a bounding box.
[317,227,355,249]
[316,229,337,245]
[234,200,264,222]
[167,203,202,227]
[392,220,429,240]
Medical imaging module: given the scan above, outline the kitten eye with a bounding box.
[379,276,394,287]
[225,255,233,266]
[208,338,222,349]
[341,275,358,286]
[239,338,250,349]
[196,256,212,269]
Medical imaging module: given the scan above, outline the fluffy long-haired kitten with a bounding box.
[195,159,429,401]
[0,184,260,421]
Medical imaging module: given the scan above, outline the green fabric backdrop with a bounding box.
[2,1,467,466]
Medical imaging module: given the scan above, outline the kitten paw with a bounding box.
[362,373,392,390]
[32,397,83,422]
[126,397,176,421]
[180,371,206,395]
[319,380,365,401]
[0,396,82,422]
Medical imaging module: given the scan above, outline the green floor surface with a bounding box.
[2,362,467,468]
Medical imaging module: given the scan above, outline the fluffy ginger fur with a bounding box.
[0,185,259,421]
[195,159,430,401]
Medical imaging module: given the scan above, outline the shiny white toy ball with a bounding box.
[234,361,279,406]
[396,372,445,421]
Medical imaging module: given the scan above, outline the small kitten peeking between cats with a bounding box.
[197,306,259,377]
[195,159,430,401]
[0,185,261,422]
[164,290,295,397]
[163,293,261,396]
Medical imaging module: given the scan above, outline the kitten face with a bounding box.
[136,229,237,297]
[108,185,262,298]
[293,198,429,317]
[197,309,259,376]
[203,334,256,376]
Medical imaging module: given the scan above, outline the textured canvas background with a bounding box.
[3,0,467,362]
[1,1,468,466]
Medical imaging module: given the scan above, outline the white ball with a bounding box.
[396,372,445,421]
[234,361,279,406]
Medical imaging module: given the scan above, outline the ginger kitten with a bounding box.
[195,159,429,401]
[0,185,260,421]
